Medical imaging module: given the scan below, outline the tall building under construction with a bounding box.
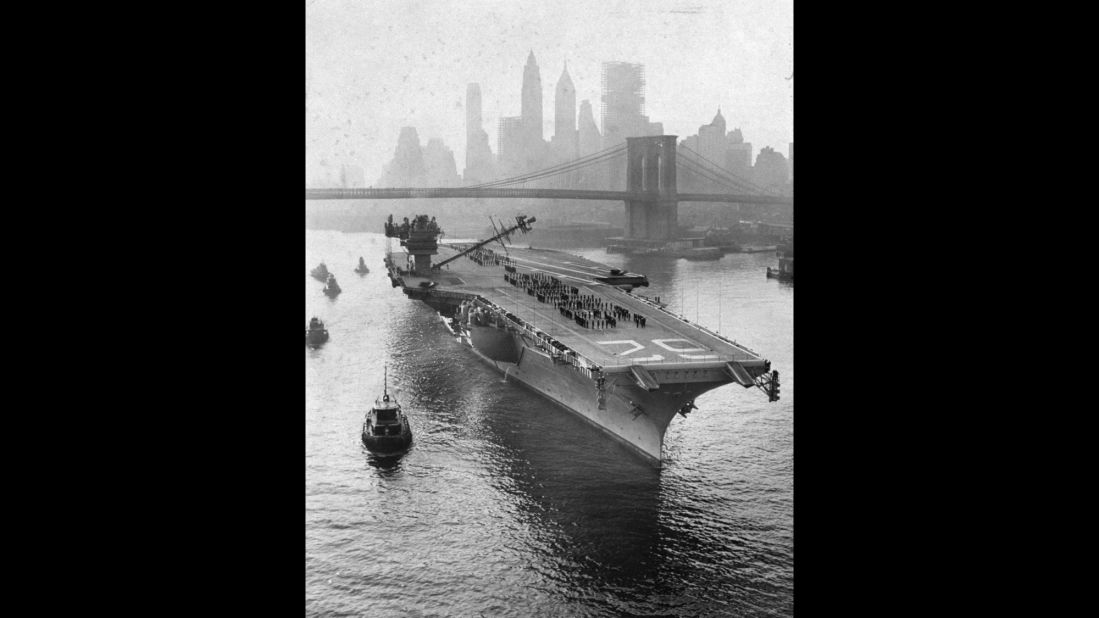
[600,62,647,150]
[600,62,662,188]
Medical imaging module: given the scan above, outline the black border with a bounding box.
[115,2,975,614]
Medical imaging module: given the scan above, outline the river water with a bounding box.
[306,229,793,617]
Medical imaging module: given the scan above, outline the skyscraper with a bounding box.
[601,61,653,189]
[378,127,426,187]
[464,83,496,184]
[601,61,647,149]
[423,138,460,187]
[577,99,602,157]
[576,99,605,189]
[552,63,578,162]
[521,50,543,143]
[698,108,727,165]
[494,51,552,178]
[753,147,789,189]
[497,116,523,177]
[726,128,753,179]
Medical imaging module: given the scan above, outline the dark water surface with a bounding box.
[306,230,793,617]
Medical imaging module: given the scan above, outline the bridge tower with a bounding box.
[624,135,678,240]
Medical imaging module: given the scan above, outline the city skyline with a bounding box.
[306,0,793,185]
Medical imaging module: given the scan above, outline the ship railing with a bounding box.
[470,296,736,373]
[622,290,763,358]
[471,297,603,379]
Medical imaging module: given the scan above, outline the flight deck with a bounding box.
[388,243,764,371]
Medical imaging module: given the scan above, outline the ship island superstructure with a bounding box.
[383,214,779,464]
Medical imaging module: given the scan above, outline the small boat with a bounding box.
[765,266,793,280]
[323,274,341,297]
[354,256,370,274]
[682,247,723,261]
[767,241,794,281]
[305,316,329,346]
[310,262,330,281]
[362,366,412,456]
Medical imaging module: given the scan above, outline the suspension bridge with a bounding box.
[305,135,792,241]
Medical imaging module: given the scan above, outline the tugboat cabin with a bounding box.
[369,397,403,436]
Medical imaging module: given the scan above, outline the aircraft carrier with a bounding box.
[383,214,780,465]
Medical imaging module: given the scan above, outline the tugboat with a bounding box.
[362,366,412,456]
[305,316,329,347]
[310,262,330,282]
[323,273,341,297]
[354,256,370,275]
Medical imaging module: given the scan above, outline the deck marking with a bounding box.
[652,338,706,353]
[598,340,645,356]
[520,303,604,353]
[679,354,720,360]
[633,355,665,362]
[509,256,616,279]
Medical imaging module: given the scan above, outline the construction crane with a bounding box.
[431,216,536,270]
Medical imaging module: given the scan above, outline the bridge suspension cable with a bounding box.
[678,148,761,194]
[678,155,781,198]
[465,143,627,189]
[678,144,770,195]
[466,144,625,188]
[678,144,761,188]
[677,157,757,195]
[676,152,760,195]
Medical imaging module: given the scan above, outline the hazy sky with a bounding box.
[306,0,792,184]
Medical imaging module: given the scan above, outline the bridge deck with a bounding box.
[306,187,792,205]
[390,244,764,370]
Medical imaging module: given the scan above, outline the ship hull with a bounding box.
[362,431,412,456]
[362,419,413,455]
[468,323,521,363]
[449,315,729,465]
[385,238,772,466]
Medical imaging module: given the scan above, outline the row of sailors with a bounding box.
[503,271,648,330]
[462,246,516,269]
[560,304,642,328]
[466,247,501,267]
[508,272,578,303]
[560,307,616,330]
